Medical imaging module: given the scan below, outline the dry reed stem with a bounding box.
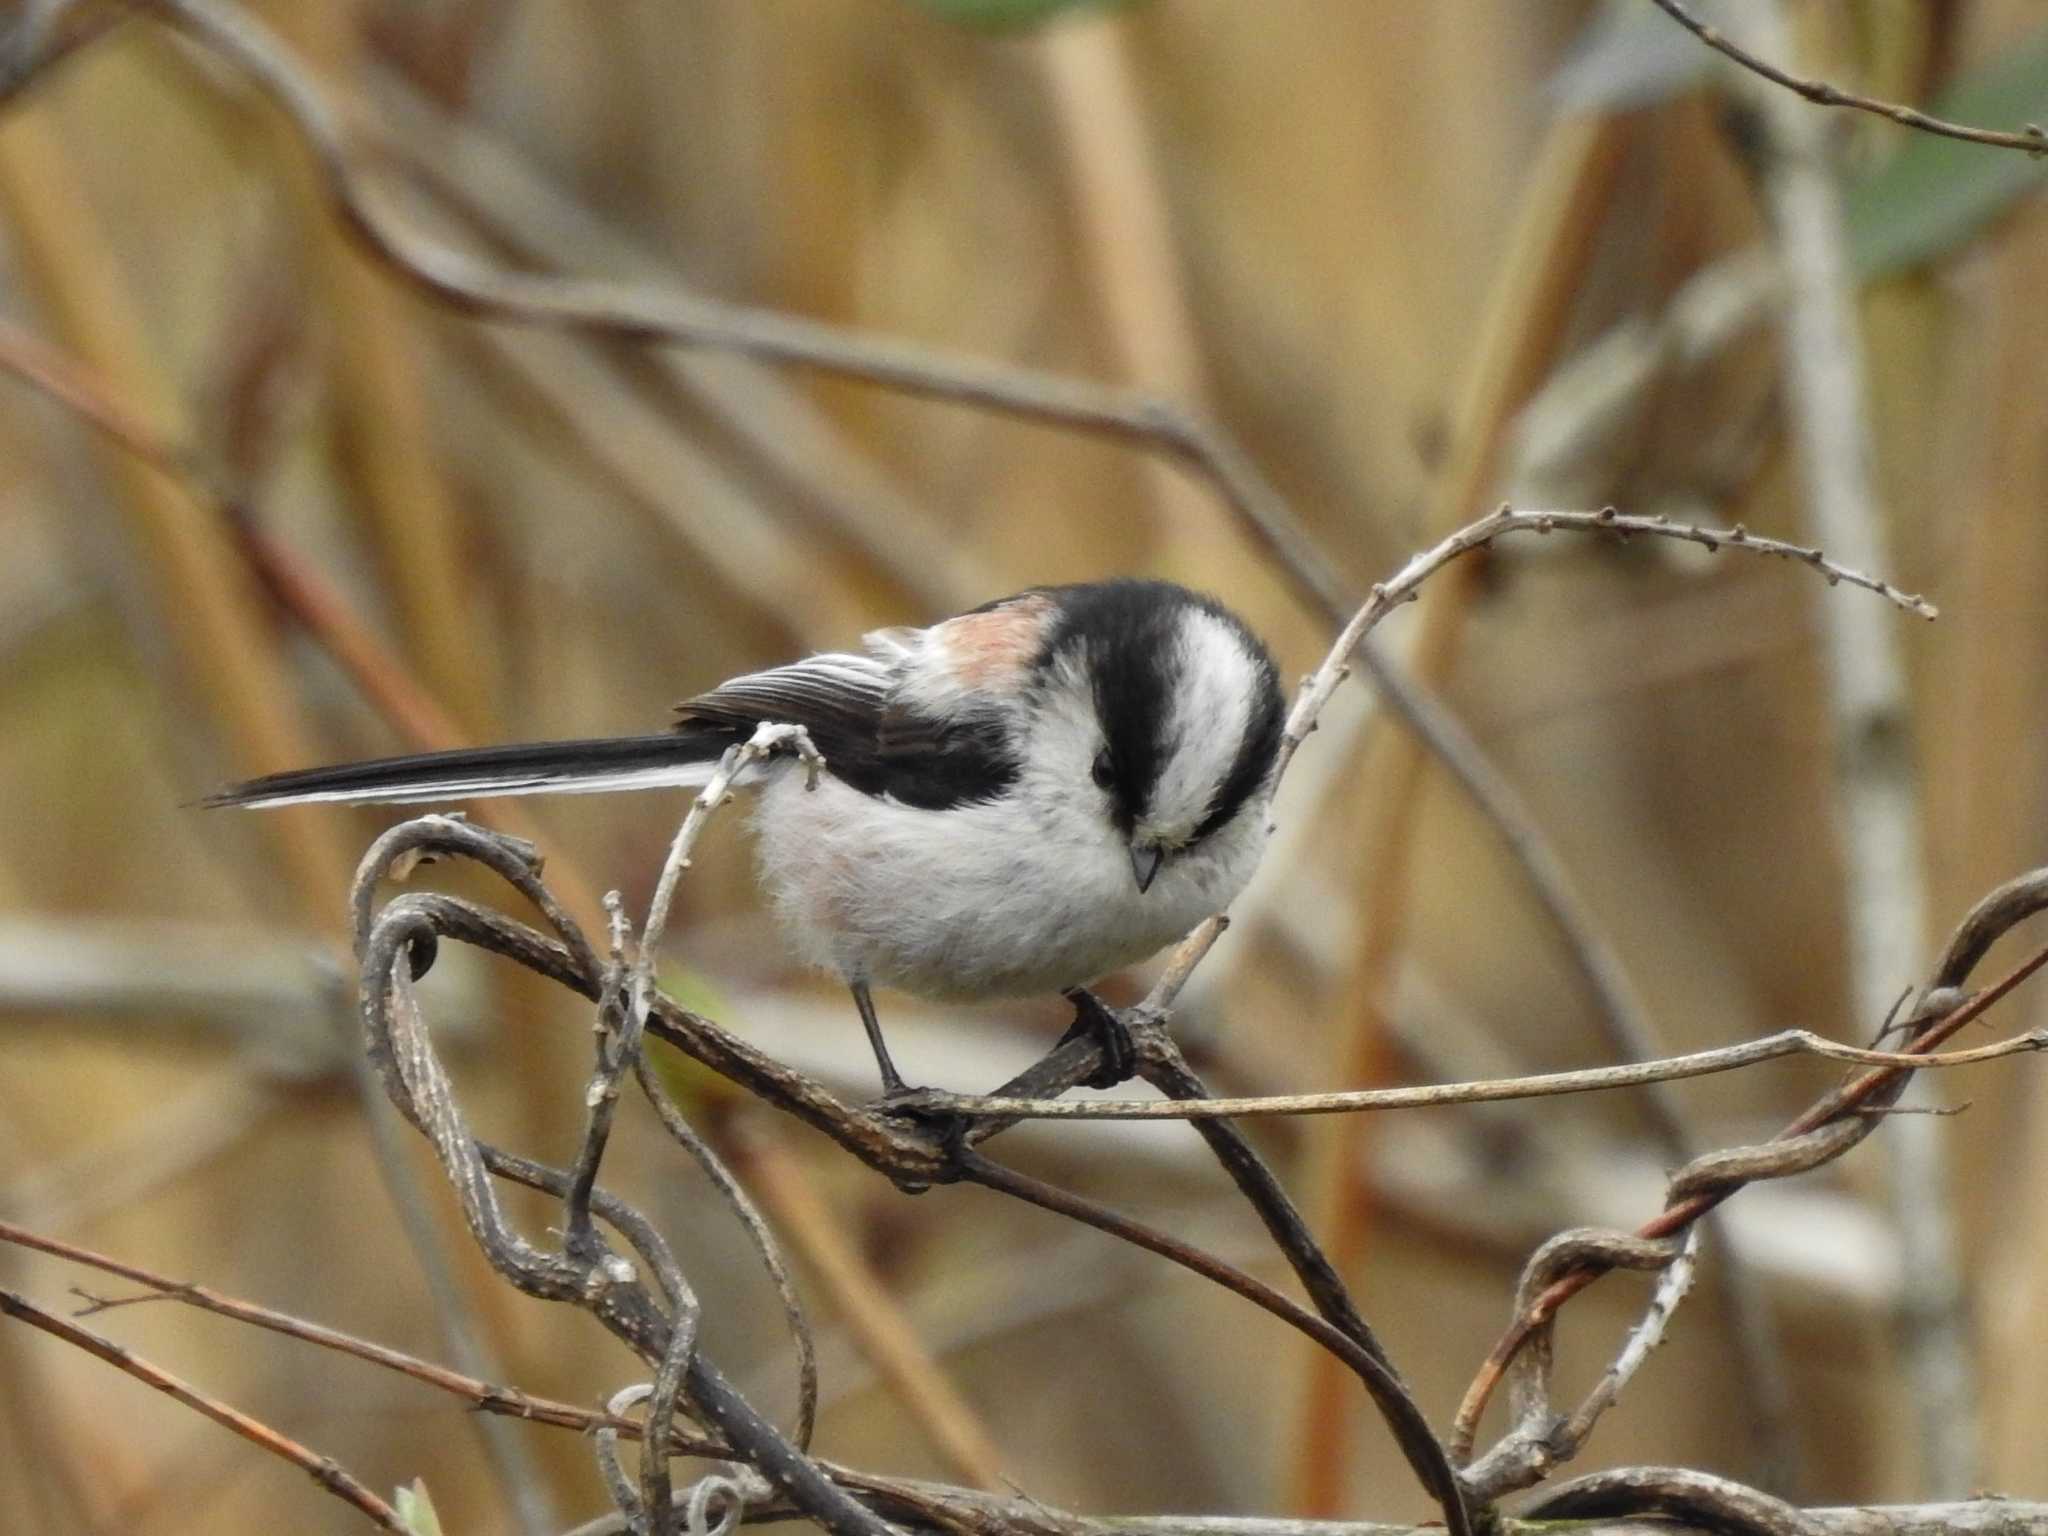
[1735,3,1975,1491]
[723,1114,1008,1490]
[0,103,355,924]
[363,59,995,616]
[1291,108,1634,1515]
[267,2,492,741]
[1037,15,1219,557]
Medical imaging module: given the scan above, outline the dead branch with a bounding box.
[1452,869,2048,1492]
[347,813,1470,1536]
[0,1284,405,1531]
[1651,0,2048,157]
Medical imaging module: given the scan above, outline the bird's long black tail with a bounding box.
[207,730,735,810]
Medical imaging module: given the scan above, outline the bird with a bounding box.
[211,579,1287,1099]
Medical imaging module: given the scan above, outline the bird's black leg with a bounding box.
[851,980,972,1190]
[850,979,912,1098]
[1058,987,1137,1089]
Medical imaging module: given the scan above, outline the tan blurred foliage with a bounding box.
[2,1,2047,1531]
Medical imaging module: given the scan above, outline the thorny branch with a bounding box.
[1651,0,2048,159]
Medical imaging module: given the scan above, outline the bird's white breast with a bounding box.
[749,764,1268,1000]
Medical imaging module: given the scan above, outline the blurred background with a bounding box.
[3,0,2047,1530]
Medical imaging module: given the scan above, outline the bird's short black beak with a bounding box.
[1130,845,1162,894]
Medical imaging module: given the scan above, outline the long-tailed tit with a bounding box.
[212,580,1286,1096]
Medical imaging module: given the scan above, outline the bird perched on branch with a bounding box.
[213,580,1285,1098]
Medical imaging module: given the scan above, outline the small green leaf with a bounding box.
[903,0,1138,33]
[646,969,745,1111]
[394,1479,444,1536]
[1847,24,2048,279]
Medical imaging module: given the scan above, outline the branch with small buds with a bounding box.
[1275,504,1933,782]
[1651,0,2048,158]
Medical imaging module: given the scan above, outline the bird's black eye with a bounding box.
[1091,748,1116,791]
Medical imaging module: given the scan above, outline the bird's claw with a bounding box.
[1058,988,1138,1089]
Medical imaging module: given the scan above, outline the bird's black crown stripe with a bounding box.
[1034,580,1179,830]
[1032,579,1280,841]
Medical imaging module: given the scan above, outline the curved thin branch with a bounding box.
[1528,1463,1827,1536]
[1276,503,1930,784]
[1651,0,2048,158]
[1451,871,2048,1473]
[350,829,894,1536]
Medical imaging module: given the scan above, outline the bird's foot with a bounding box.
[871,1085,973,1191]
[1058,988,1138,1089]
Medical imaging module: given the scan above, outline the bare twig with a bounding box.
[0,1217,730,1457]
[1463,1226,1700,1497]
[349,823,890,1536]
[342,818,1469,1532]
[1451,869,2048,1476]
[0,1285,405,1531]
[638,1077,820,1458]
[1651,0,2048,158]
[637,723,821,1033]
[5,1214,2040,1536]
[1274,503,1930,790]
[1733,5,1977,1492]
[873,1020,2048,1122]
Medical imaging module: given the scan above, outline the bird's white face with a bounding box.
[1017,591,1284,893]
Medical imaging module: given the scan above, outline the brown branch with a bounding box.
[718,1111,1004,1488]
[0,1285,405,1532]
[353,894,891,1536]
[1275,503,1930,787]
[4,1217,2039,1536]
[1451,869,2048,1483]
[1528,1464,1826,1536]
[345,818,1470,1534]
[1650,0,2048,157]
[0,1215,730,1453]
[954,1149,1468,1536]
[861,1020,2048,1122]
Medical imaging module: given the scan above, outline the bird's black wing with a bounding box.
[677,647,1019,809]
[674,653,890,779]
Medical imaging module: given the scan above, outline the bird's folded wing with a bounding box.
[677,648,1018,809]
[674,653,890,754]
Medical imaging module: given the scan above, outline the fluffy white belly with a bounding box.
[750,769,1266,1000]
